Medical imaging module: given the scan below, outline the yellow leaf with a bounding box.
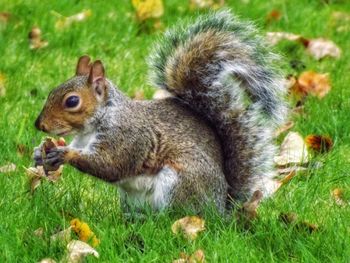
[131,0,164,21]
[70,219,100,247]
[171,216,205,240]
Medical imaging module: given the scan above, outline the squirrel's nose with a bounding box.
[35,115,48,132]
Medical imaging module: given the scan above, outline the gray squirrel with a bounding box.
[34,10,287,213]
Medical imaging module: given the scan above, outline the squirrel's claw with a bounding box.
[43,146,67,170]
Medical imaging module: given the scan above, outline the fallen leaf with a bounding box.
[0,12,11,23]
[266,10,282,23]
[28,26,48,50]
[277,166,307,175]
[279,212,319,233]
[0,73,6,97]
[173,249,205,263]
[189,0,225,10]
[266,32,301,45]
[131,0,164,21]
[274,132,309,166]
[70,219,100,247]
[34,227,44,237]
[25,165,62,193]
[132,90,145,100]
[305,38,341,60]
[53,10,92,30]
[329,11,350,33]
[274,121,294,137]
[153,89,173,100]
[38,258,56,263]
[305,134,333,153]
[65,240,99,263]
[171,216,205,240]
[236,190,263,227]
[50,226,72,243]
[0,163,16,173]
[332,188,347,206]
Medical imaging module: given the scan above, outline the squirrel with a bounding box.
[33,10,287,213]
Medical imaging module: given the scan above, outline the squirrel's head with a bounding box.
[35,56,108,136]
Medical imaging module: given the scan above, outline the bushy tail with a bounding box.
[148,10,287,201]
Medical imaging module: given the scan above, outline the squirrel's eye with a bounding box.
[65,95,80,108]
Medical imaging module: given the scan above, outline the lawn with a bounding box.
[0,0,349,262]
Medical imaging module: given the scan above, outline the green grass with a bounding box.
[1,0,350,262]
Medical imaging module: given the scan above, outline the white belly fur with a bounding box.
[118,166,179,210]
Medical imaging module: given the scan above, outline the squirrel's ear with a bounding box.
[88,60,105,84]
[88,60,106,101]
[76,55,92,76]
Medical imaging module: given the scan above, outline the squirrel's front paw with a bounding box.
[43,146,68,171]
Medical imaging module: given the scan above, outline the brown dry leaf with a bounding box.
[0,12,11,23]
[0,163,16,173]
[277,166,307,175]
[305,134,333,153]
[38,258,56,263]
[274,132,309,166]
[305,38,341,60]
[274,121,294,137]
[65,240,99,263]
[291,71,331,99]
[173,249,205,263]
[239,190,263,221]
[171,216,205,240]
[34,227,44,237]
[0,73,6,97]
[332,188,347,206]
[153,89,173,100]
[28,27,48,50]
[70,218,100,247]
[279,212,319,233]
[25,165,63,193]
[189,0,225,10]
[266,32,301,45]
[50,226,72,243]
[132,90,145,100]
[53,10,92,30]
[266,10,282,23]
[330,11,350,33]
[131,0,164,21]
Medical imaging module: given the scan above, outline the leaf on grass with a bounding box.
[0,12,11,23]
[34,227,44,237]
[332,188,347,206]
[305,38,341,60]
[293,71,331,99]
[25,165,63,193]
[266,32,301,45]
[50,226,72,243]
[153,89,173,100]
[132,90,145,100]
[65,240,99,263]
[53,10,92,30]
[274,132,309,166]
[239,190,263,221]
[189,0,225,10]
[329,11,350,33]
[266,10,282,23]
[173,249,205,263]
[131,0,164,21]
[28,27,48,50]
[305,134,333,153]
[0,73,6,97]
[279,212,319,233]
[0,163,16,173]
[277,166,307,175]
[274,121,294,137]
[171,216,205,240]
[38,258,56,263]
[70,219,100,247]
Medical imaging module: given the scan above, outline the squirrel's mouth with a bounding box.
[53,129,73,137]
